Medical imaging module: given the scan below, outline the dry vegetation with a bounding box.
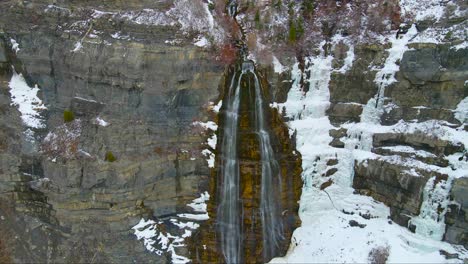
[42,119,82,160]
[211,0,402,62]
[368,245,390,264]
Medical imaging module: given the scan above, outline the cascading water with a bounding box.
[217,69,243,264]
[217,60,284,263]
[252,68,283,260]
[215,1,285,262]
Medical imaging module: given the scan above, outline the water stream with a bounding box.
[217,60,283,263]
[252,69,283,260]
[216,1,283,262]
[217,69,243,264]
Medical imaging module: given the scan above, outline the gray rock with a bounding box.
[0,2,223,262]
[353,158,436,226]
[445,177,468,247]
[328,102,363,124]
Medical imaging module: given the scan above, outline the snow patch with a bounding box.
[193,121,217,131]
[177,213,210,221]
[95,117,110,127]
[380,145,437,158]
[272,56,286,73]
[132,192,210,262]
[194,121,217,168]
[120,9,173,26]
[337,45,355,73]
[178,191,210,220]
[331,35,355,73]
[44,4,71,14]
[166,0,225,45]
[110,32,130,40]
[9,70,47,129]
[454,97,468,124]
[71,42,83,53]
[133,219,191,263]
[194,36,209,47]
[202,149,215,168]
[170,219,200,230]
[400,0,446,22]
[187,191,210,213]
[453,41,468,51]
[132,219,158,252]
[10,39,20,53]
[212,100,222,113]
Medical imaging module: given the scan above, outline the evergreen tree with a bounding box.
[255,9,261,29]
[288,20,297,43]
[297,17,304,38]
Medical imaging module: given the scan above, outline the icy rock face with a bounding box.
[271,0,467,261]
[338,38,468,244]
[322,6,468,253]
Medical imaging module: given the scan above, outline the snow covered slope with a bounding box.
[271,1,468,258]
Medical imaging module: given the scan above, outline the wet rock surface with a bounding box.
[190,65,302,264]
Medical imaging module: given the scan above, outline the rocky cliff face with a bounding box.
[0,0,467,263]
[0,1,224,262]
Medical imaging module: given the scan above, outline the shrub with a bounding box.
[105,151,116,162]
[288,2,295,16]
[303,0,315,15]
[368,246,390,264]
[297,17,304,38]
[445,31,453,40]
[63,109,75,123]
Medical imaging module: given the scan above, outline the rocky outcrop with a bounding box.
[383,43,467,125]
[327,43,388,125]
[354,158,448,226]
[445,178,468,247]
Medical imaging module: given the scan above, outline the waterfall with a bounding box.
[217,69,242,264]
[252,68,283,260]
[217,60,283,263]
